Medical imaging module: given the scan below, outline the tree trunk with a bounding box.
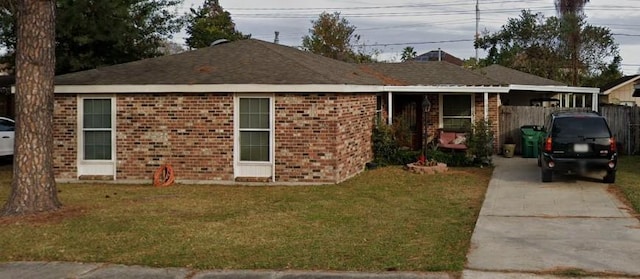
[2,0,61,216]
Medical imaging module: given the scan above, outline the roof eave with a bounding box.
[51,84,385,94]
[602,75,640,95]
[509,84,599,94]
[383,85,508,93]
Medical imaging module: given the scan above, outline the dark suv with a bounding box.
[538,111,617,183]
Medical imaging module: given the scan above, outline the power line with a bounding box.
[364,39,473,47]
[613,33,640,37]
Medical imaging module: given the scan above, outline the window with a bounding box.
[82,99,112,160]
[0,119,14,132]
[376,95,383,125]
[239,98,271,162]
[442,95,472,131]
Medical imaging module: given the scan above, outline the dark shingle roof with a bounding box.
[475,64,566,86]
[55,39,388,86]
[601,75,640,93]
[365,61,502,86]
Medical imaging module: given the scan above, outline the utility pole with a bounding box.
[475,0,479,64]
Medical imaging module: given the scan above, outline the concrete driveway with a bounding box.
[465,156,640,276]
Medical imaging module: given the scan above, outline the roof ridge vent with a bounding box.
[211,39,229,46]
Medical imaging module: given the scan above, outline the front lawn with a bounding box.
[0,164,491,272]
[616,156,640,213]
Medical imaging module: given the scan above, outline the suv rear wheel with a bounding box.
[603,171,616,184]
[541,168,552,182]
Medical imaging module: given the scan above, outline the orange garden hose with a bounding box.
[153,164,175,187]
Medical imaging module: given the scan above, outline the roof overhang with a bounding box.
[508,84,599,94]
[383,85,509,93]
[35,83,598,95]
[49,84,385,94]
[603,75,640,95]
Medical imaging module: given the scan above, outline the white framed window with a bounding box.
[77,96,116,178]
[239,97,271,161]
[234,95,274,179]
[440,94,474,131]
[82,98,114,160]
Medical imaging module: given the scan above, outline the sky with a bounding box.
[176,0,640,74]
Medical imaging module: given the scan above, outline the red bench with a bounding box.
[437,130,468,151]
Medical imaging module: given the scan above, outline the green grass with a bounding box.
[616,156,640,213]
[0,163,491,272]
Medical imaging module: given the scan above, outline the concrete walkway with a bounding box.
[465,156,640,277]
[0,262,452,279]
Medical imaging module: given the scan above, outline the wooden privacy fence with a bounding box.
[601,106,640,155]
[498,106,640,155]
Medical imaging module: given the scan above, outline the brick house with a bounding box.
[53,39,391,184]
[51,39,596,184]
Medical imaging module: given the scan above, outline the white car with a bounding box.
[0,117,14,157]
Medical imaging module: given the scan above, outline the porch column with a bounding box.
[582,94,586,108]
[483,92,489,121]
[592,91,599,112]
[572,94,576,108]
[387,92,393,125]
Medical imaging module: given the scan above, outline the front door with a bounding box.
[393,95,423,150]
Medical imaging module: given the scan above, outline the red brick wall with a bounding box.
[334,94,375,182]
[274,94,338,182]
[53,92,375,183]
[53,95,77,178]
[274,93,375,183]
[116,94,234,181]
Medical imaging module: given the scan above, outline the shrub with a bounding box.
[426,149,473,167]
[372,122,421,166]
[466,119,495,165]
[372,123,397,165]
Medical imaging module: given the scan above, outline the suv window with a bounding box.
[0,119,14,132]
[551,117,610,138]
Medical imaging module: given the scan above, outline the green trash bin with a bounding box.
[520,125,543,158]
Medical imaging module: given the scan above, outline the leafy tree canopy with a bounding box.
[301,12,377,63]
[475,10,621,87]
[401,46,417,62]
[185,0,249,49]
[0,0,184,75]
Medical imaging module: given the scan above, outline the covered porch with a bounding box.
[380,86,507,151]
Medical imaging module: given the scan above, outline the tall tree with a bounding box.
[475,10,621,87]
[185,0,249,49]
[2,0,61,215]
[0,0,184,75]
[400,46,417,62]
[301,12,376,63]
[556,0,590,85]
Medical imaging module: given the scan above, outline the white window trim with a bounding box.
[438,94,475,129]
[233,94,275,180]
[77,95,117,178]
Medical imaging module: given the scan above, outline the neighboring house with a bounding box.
[475,64,599,110]
[413,49,463,66]
[48,39,599,184]
[601,75,640,106]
